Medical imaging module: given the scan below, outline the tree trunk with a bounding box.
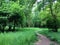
[43,0,44,10]
[9,25,11,31]
[13,21,15,31]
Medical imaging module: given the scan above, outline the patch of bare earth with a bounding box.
[34,33,59,45]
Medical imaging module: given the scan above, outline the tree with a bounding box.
[47,0,58,32]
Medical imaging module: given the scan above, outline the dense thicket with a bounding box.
[0,0,36,31]
[36,0,60,32]
[0,0,60,32]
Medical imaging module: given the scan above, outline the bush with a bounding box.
[0,1,26,31]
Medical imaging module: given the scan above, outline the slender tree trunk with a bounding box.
[9,25,11,31]
[43,0,44,10]
[13,21,15,31]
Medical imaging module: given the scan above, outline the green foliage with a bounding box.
[0,1,25,14]
[35,0,60,29]
[0,1,26,31]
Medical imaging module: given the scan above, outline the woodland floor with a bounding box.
[35,33,59,45]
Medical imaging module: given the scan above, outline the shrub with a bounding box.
[0,1,26,31]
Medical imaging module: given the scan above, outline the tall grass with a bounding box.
[0,29,37,45]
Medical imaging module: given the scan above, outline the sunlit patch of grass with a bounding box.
[15,27,41,31]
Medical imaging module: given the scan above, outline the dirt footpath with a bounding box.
[34,33,59,45]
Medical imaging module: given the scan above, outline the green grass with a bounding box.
[0,28,40,45]
[2,27,59,45]
[39,28,60,44]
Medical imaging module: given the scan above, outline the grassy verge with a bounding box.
[39,28,60,44]
[0,28,40,45]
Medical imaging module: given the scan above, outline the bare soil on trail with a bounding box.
[34,33,59,45]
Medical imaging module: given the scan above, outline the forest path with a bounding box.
[34,32,59,45]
